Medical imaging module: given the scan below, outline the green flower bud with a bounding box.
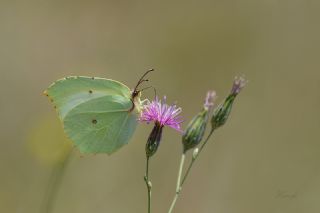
[145,122,163,157]
[182,91,216,153]
[211,76,247,129]
[182,109,209,152]
[211,94,235,129]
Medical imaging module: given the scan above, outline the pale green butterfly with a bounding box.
[44,70,153,154]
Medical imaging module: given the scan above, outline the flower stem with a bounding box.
[181,129,214,187]
[168,153,185,213]
[41,151,72,213]
[168,129,214,213]
[144,156,152,213]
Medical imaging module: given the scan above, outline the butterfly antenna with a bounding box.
[153,87,157,98]
[134,69,154,92]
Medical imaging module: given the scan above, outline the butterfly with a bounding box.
[44,69,153,154]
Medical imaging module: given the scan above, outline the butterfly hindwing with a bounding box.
[64,95,138,154]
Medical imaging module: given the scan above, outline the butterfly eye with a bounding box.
[132,90,139,98]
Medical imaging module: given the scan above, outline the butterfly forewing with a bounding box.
[45,76,140,154]
[45,76,131,119]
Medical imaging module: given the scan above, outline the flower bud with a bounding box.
[211,94,235,129]
[211,76,247,130]
[182,91,216,153]
[231,76,247,96]
[145,122,163,157]
[192,148,199,160]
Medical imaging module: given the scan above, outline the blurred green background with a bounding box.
[1,0,320,212]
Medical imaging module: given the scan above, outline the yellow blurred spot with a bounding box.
[27,115,72,165]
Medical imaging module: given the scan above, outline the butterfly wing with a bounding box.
[44,76,139,154]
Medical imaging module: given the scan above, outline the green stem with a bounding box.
[144,157,152,213]
[168,129,214,213]
[180,129,214,187]
[168,153,186,213]
[41,151,72,213]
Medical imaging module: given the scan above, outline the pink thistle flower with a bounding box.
[140,96,183,132]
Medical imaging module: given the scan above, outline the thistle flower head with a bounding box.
[140,96,183,157]
[139,96,183,131]
[231,76,247,95]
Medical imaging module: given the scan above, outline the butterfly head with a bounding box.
[129,69,154,112]
[131,90,141,100]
